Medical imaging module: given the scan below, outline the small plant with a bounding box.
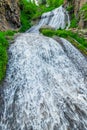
[70,18,78,28]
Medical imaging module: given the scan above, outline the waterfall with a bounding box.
[0,5,87,130]
[27,6,70,33]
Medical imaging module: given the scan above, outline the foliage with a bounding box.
[66,5,73,12]
[19,0,38,32]
[47,0,64,8]
[40,28,87,53]
[70,14,78,28]
[70,18,78,28]
[80,3,87,21]
[32,5,54,19]
[0,31,16,81]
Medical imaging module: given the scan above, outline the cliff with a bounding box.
[0,0,20,31]
[64,0,87,28]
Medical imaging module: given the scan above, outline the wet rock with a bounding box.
[0,88,4,121]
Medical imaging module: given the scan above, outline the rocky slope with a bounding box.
[64,0,87,28]
[0,0,20,31]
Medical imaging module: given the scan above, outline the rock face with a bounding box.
[0,0,20,31]
[64,0,87,28]
[64,0,87,15]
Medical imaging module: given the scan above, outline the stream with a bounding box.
[0,5,87,130]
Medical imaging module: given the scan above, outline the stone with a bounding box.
[0,0,20,31]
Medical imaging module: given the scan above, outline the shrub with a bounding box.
[70,18,78,28]
[19,0,37,32]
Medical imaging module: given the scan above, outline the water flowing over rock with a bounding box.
[27,6,70,33]
[0,5,87,130]
[0,33,87,130]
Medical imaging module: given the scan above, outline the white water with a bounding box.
[0,33,87,130]
[27,6,70,33]
[0,5,87,130]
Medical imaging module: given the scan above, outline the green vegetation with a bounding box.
[0,0,63,82]
[80,3,87,21]
[1,0,87,82]
[47,0,64,8]
[66,4,78,28]
[19,0,64,32]
[0,31,16,81]
[66,5,73,12]
[19,0,54,32]
[0,0,65,82]
[70,16,78,28]
[40,28,87,55]
[19,0,37,32]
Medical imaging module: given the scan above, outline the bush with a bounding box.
[70,18,78,28]
[19,0,37,32]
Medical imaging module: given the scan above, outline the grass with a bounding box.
[70,18,78,28]
[0,31,16,82]
[40,28,87,55]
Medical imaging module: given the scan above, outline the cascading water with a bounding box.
[27,6,70,33]
[0,5,87,130]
